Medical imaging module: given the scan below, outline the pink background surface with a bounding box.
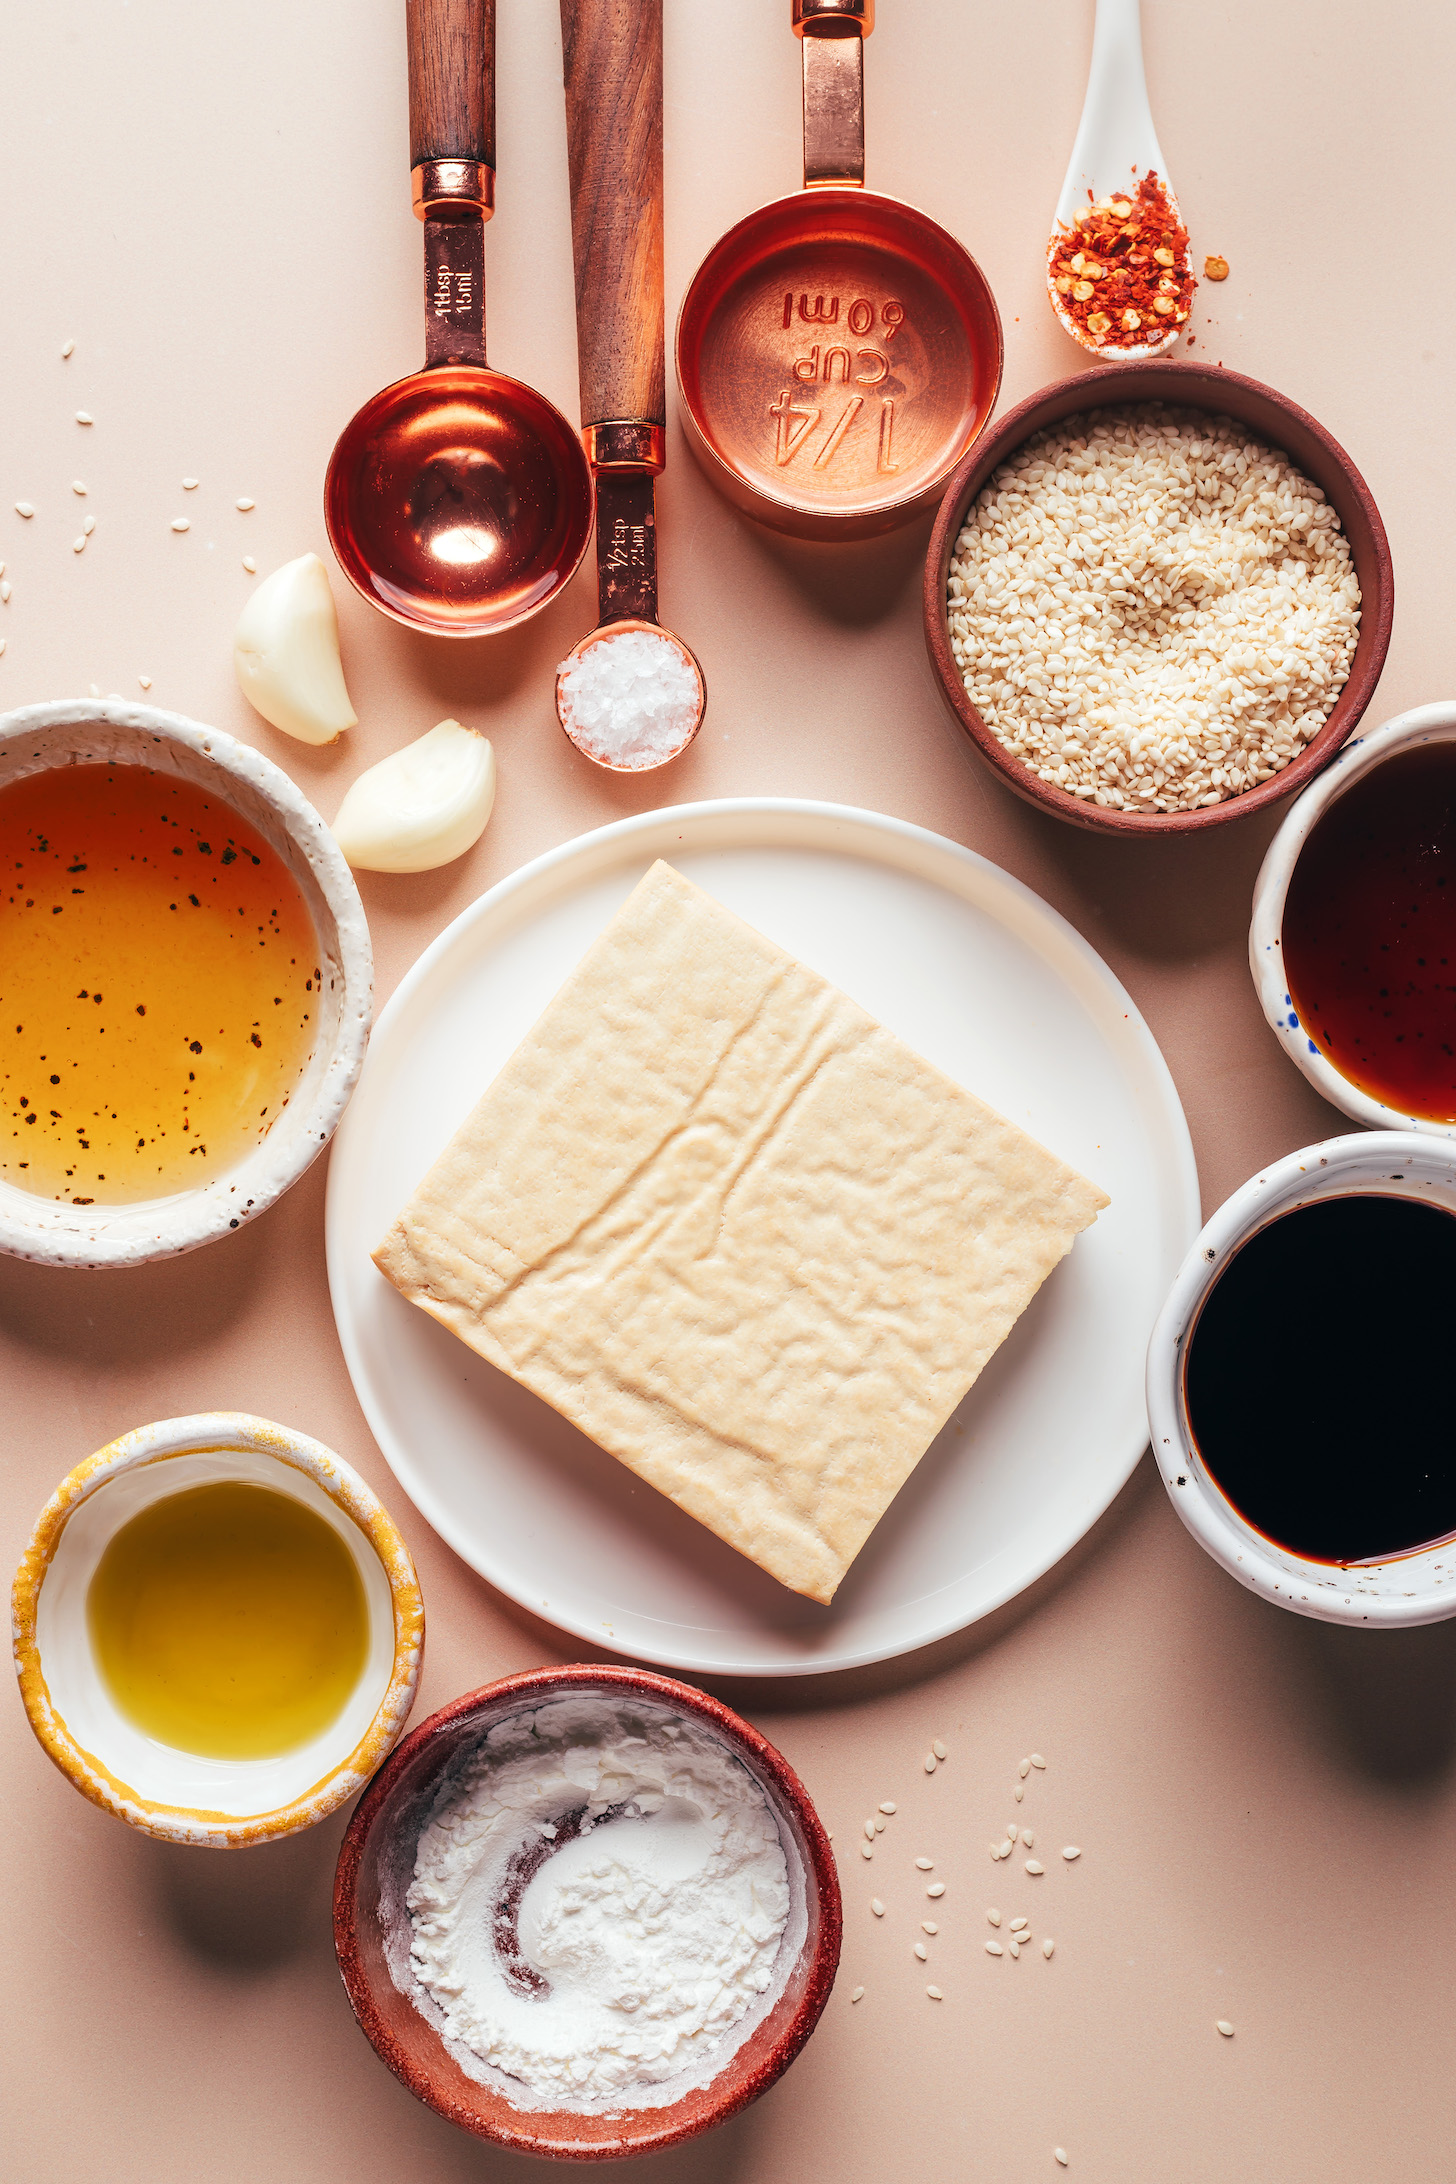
[4,3,1455,2177]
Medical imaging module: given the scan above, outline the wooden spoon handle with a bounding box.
[408,0,495,170]
[560,0,664,433]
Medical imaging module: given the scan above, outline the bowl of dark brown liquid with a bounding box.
[1250,700,1456,1134]
[1147,1131,1456,1625]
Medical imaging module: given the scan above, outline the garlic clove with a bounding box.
[331,719,495,873]
[233,553,357,745]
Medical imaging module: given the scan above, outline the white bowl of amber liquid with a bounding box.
[12,1414,424,1846]
[0,699,372,1266]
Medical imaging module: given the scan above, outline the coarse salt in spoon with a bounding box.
[1047,0,1193,361]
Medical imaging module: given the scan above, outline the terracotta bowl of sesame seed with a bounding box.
[923,360,1394,836]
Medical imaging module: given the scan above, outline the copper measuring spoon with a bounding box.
[676,0,1003,542]
[325,0,593,637]
[554,0,704,772]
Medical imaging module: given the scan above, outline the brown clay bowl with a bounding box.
[922,359,1394,836]
[333,1664,841,2160]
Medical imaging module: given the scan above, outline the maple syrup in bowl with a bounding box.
[1251,702,1456,1135]
[0,701,371,1266]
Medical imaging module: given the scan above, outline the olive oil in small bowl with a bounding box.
[12,1414,423,1845]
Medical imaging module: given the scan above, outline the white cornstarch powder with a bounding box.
[558,628,700,770]
[947,406,1361,813]
[406,1696,792,2108]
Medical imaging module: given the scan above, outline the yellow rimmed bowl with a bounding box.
[11,1412,424,1847]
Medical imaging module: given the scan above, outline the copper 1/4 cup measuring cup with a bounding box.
[675,0,1004,542]
[555,0,705,771]
[325,0,593,636]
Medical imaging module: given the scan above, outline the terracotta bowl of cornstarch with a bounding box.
[923,360,1394,836]
[333,1664,841,2158]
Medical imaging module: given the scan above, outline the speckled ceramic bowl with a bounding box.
[1147,1133,1456,1626]
[334,1665,842,2160]
[0,699,372,1266]
[1250,699,1456,1136]
[11,1413,424,1845]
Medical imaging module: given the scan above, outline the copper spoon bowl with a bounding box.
[325,0,592,637]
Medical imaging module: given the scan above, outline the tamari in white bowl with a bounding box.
[11,1412,425,1845]
[1146,1132,1456,1627]
[0,699,372,1265]
[1249,699,1456,1138]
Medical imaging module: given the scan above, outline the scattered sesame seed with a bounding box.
[0,638,6,656]
[859,1842,873,1860]
[914,1942,928,1961]
[924,1753,936,1773]
[932,1739,947,1760]
[1025,1860,1044,1875]
[106,690,122,702]
[61,340,75,359]
[985,1940,1004,1956]
[138,675,152,689]
[1014,1785,1025,1802]
[986,1910,1001,1927]
[1008,1938,1020,1958]
[915,1857,933,1871]
[73,536,86,553]
[1042,1938,1055,1959]
[874,1818,885,1834]
[922,1920,938,1934]
[72,480,87,495]
[83,516,95,536]
[242,555,257,572]
[997,1839,1013,1858]
[1019,1759,1031,1778]
[15,503,34,518]
[926,1985,943,1999]
[1031,1754,1047,1769]
[989,1843,1001,1859]
[1008,1825,1019,1843]
[870,1898,884,1916]
[89,683,101,696]
[1216,2021,1235,2038]
[1062,1847,1081,1862]
[850,1985,865,2003]
[171,518,190,533]
[879,1801,896,1815]
[1055,2150,1069,2168]
[863,1819,875,1841]
[926,1882,945,1898]
[1022,1830,1035,1849]
[0,562,5,576]
[182,477,199,490]
[0,581,9,603]
[1010,1917,1029,1932]
[236,496,255,510]
[76,411,93,425]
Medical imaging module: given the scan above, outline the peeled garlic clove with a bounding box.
[233,553,357,745]
[331,719,495,873]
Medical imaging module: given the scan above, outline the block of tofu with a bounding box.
[374,861,1109,1604]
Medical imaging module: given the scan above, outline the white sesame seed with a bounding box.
[932,1739,947,1760]
[73,536,86,553]
[926,1882,945,1898]
[997,1840,1013,1859]
[15,503,34,518]
[1008,1938,1020,1958]
[0,639,6,656]
[989,1843,1001,1859]
[986,1909,1001,1926]
[61,340,75,359]
[0,582,9,603]
[89,683,101,696]
[1042,1938,1055,1958]
[236,496,255,510]
[1216,2021,1235,2038]
[138,676,152,690]
[242,556,257,573]
[1007,1825,1019,1843]
[922,1920,938,1934]
[1014,1785,1024,1802]
[850,1985,864,2002]
[915,1857,933,1871]
[1025,1860,1045,1875]
[859,1843,873,1860]
[0,563,4,577]
[182,478,200,490]
[924,1753,936,1773]
[1022,1830,1035,1849]
[83,517,95,536]
[914,1942,928,1961]
[171,518,190,533]
[874,1818,885,1833]
[1055,2150,1069,2168]
[878,1801,896,1815]
[926,1985,943,1999]
[106,691,122,702]
[870,1897,884,1916]
[1010,1917,1029,1932]
[1062,1847,1081,1861]
[76,411,93,424]
[863,1819,875,1841]
[1019,1759,1031,1778]
[72,480,87,495]
[1030,1754,1047,1769]
[985,1941,1004,1956]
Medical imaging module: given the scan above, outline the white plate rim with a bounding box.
[326,798,1200,1676]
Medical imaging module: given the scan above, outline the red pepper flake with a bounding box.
[1048,172,1195,350]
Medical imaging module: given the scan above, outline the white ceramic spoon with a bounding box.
[1047,0,1188,362]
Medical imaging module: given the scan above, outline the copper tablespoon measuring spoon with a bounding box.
[554,0,705,772]
[325,0,593,637]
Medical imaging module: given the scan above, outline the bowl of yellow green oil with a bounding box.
[12,1413,424,1845]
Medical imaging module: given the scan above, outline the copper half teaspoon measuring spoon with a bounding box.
[325,0,593,637]
[554,0,705,772]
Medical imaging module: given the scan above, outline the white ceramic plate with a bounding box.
[326,801,1199,1675]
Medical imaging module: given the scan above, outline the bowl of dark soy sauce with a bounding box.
[1147,1131,1456,1625]
[1251,700,1456,1137]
